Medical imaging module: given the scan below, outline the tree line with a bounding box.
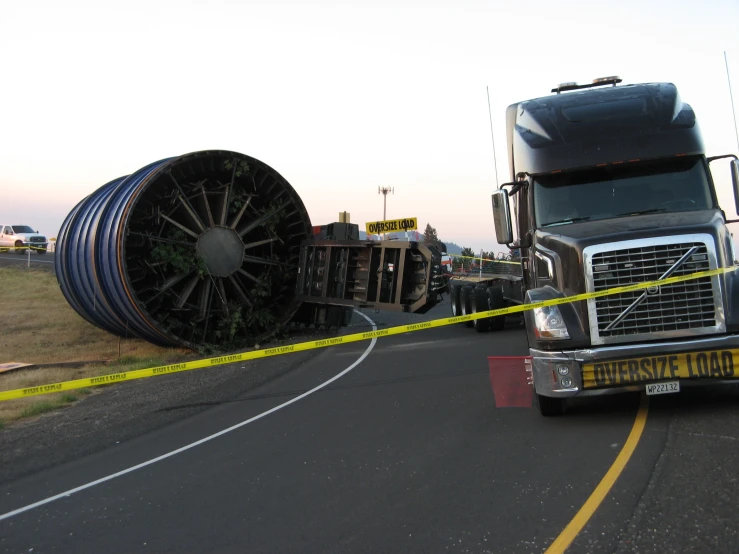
[422,223,505,261]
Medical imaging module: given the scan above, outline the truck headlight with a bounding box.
[533,305,570,339]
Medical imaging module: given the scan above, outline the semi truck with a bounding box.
[451,76,739,415]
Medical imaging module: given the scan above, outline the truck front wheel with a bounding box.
[536,393,566,416]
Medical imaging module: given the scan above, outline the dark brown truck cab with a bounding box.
[491,77,739,415]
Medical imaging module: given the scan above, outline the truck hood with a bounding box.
[533,209,734,339]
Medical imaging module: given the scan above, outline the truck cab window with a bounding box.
[533,156,714,228]
[12,225,35,233]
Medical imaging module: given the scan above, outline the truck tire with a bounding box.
[14,241,26,255]
[536,393,566,416]
[449,281,463,318]
[486,286,507,331]
[471,286,490,332]
[459,285,474,327]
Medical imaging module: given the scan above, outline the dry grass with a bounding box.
[0,267,186,364]
[0,267,191,425]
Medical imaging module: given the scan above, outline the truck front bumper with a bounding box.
[21,241,48,250]
[531,333,739,398]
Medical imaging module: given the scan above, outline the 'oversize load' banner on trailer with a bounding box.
[366,218,417,235]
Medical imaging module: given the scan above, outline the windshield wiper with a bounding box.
[614,208,667,217]
[542,216,591,227]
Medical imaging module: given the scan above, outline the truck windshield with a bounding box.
[12,226,35,233]
[534,156,714,228]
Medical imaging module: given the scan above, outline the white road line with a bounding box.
[0,311,377,522]
[0,255,54,264]
[332,337,471,356]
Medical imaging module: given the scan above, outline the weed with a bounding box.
[20,402,57,418]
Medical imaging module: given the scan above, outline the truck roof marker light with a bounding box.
[596,163,607,167]
[612,161,624,165]
[629,159,640,163]
[593,76,623,85]
[676,153,687,157]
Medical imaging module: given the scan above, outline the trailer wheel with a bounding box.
[536,393,566,416]
[471,286,490,332]
[486,286,507,331]
[449,281,463,318]
[459,285,474,327]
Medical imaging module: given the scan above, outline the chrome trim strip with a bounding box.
[534,251,554,281]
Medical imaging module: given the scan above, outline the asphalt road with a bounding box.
[1,303,739,553]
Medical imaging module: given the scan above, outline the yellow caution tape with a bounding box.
[0,245,48,251]
[0,266,735,402]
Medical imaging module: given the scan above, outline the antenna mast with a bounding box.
[378,186,394,221]
[486,86,500,188]
[725,51,739,152]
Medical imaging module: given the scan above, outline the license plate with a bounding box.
[645,381,680,395]
[582,348,739,388]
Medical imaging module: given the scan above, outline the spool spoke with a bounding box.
[237,268,260,284]
[161,214,199,239]
[237,205,283,238]
[243,236,278,250]
[227,275,253,307]
[215,277,229,317]
[128,232,196,248]
[229,195,254,229]
[243,254,279,266]
[199,279,212,319]
[177,195,206,233]
[220,184,230,226]
[144,270,193,305]
[176,274,201,309]
[200,184,215,226]
[169,173,206,232]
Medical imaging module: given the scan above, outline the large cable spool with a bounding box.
[55,150,312,349]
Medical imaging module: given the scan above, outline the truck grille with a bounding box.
[586,238,722,344]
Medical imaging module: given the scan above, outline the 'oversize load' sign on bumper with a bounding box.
[366,217,417,235]
[582,348,739,388]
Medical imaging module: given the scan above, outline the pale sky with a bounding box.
[1,0,738,252]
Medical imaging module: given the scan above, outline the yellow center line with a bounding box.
[544,393,650,554]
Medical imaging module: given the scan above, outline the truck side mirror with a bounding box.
[732,159,739,215]
[491,189,513,245]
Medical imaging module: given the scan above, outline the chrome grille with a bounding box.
[585,237,723,345]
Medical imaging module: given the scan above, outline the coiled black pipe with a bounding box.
[55,151,312,348]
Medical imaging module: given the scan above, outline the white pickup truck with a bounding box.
[0,225,49,254]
